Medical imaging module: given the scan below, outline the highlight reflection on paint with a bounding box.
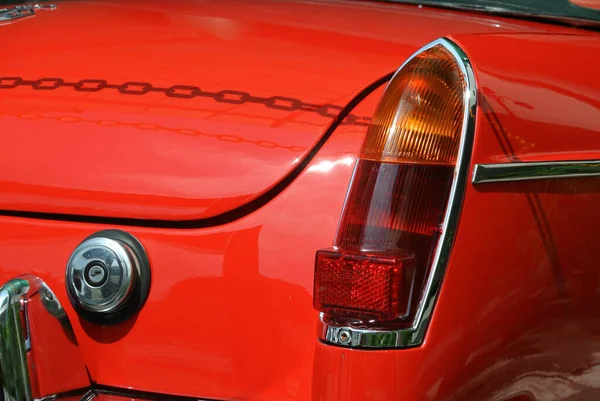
[307,157,355,173]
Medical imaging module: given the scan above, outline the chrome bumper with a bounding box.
[0,275,90,400]
[0,276,212,401]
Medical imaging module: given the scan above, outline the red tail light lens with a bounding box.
[314,40,472,340]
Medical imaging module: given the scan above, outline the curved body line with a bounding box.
[319,36,478,349]
[473,160,600,183]
[0,73,393,229]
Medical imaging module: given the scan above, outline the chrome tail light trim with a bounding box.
[318,36,477,349]
[473,161,600,184]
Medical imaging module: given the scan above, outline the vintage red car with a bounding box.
[1,0,600,400]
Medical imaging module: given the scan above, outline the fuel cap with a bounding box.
[66,230,151,325]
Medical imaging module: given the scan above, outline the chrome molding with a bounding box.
[318,37,477,349]
[0,4,56,22]
[473,161,600,184]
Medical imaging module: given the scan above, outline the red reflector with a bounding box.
[314,249,415,324]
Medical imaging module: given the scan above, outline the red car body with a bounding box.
[1,1,600,400]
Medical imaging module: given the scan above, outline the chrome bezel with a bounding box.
[472,160,600,184]
[66,237,138,313]
[318,37,477,349]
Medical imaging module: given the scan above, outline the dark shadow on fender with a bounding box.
[0,76,372,127]
[79,313,139,344]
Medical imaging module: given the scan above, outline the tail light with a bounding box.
[314,38,476,348]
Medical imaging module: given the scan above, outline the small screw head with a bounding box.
[338,330,352,345]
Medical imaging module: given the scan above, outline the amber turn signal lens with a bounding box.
[362,45,466,165]
[314,42,467,332]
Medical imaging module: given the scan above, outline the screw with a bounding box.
[338,330,352,345]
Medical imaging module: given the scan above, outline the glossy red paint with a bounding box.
[0,0,562,221]
[0,87,381,400]
[1,1,600,401]
[467,34,600,165]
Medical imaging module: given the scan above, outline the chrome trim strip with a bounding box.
[318,37,477,349]
[80,390,97,401]
[472,161,600,184]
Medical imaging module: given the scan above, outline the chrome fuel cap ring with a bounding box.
[66,230,151,325]
[67,237,137,313]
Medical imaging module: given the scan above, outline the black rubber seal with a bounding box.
[67,229,151,326]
